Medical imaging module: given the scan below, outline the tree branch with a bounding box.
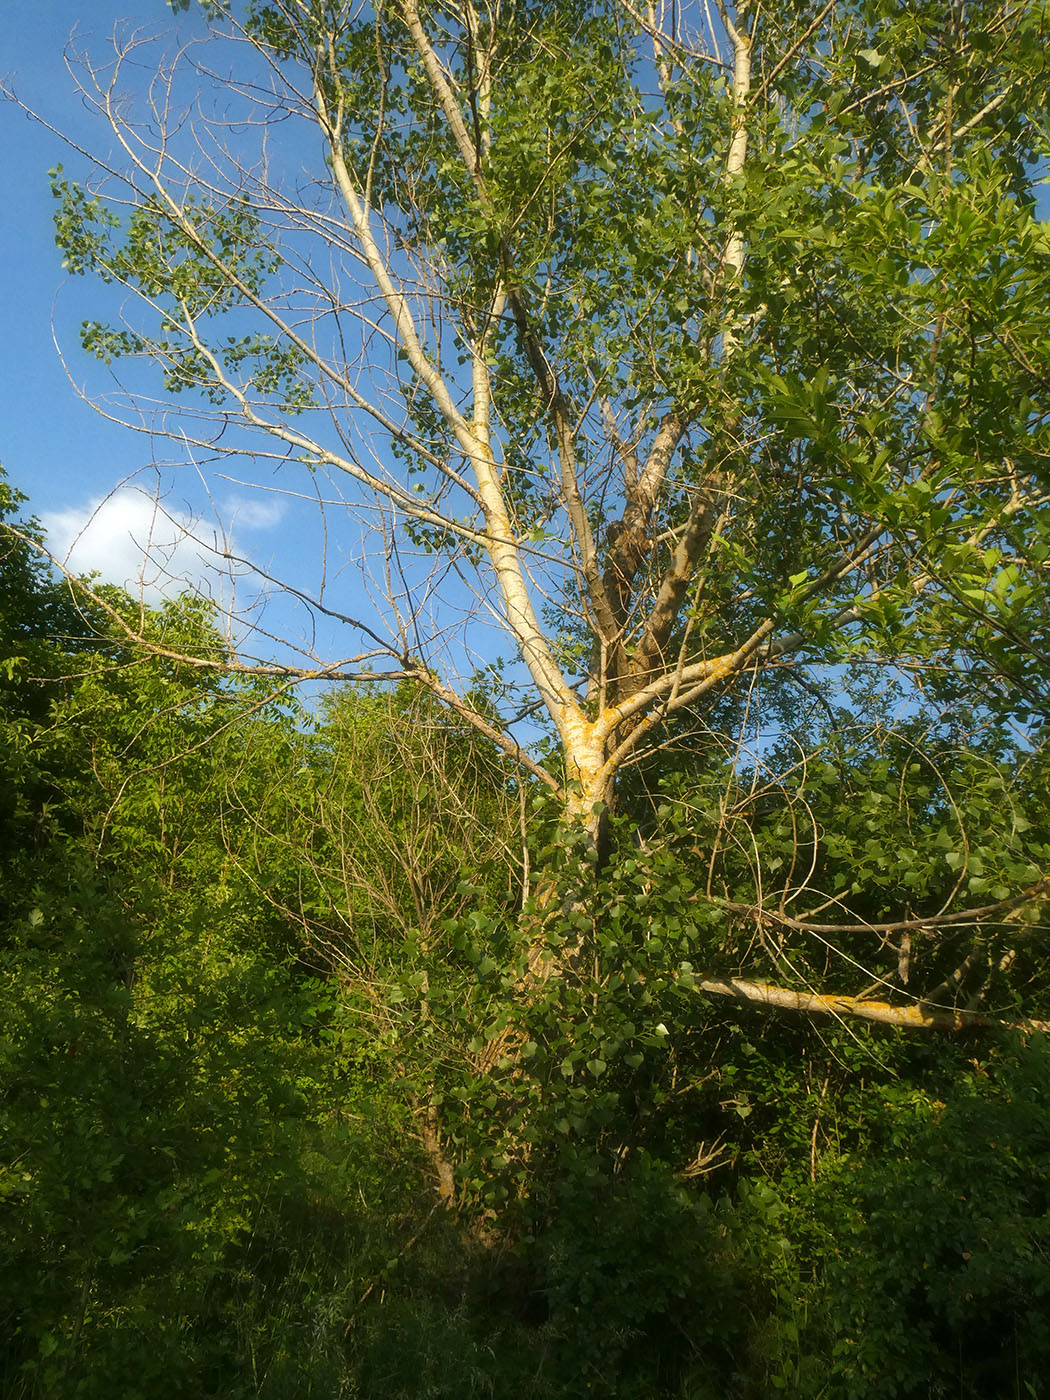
[694,976,1050,1034]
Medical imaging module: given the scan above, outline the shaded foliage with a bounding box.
[2,441,1050,1400]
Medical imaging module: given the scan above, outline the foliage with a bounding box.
[3,460,1050,1395]
[5,0,1050,1389]
[0,488,390,1396]
[28,0,1050,800]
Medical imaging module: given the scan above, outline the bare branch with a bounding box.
[694,977,1050,1034]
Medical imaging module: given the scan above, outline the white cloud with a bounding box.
[41,488,237,606]
[222,494,287,530]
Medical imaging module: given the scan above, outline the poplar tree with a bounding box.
[13,0,1050,1031]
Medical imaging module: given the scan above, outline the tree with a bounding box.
[0,495,471,1396]
[5,480,1050,1400]
[8,1,1050,1038]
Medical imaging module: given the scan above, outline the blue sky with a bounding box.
[1,0,532,707]
[1,4,139,507]
[1,3,231,586]
[2,4,358,673]
[1,2,519,687]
